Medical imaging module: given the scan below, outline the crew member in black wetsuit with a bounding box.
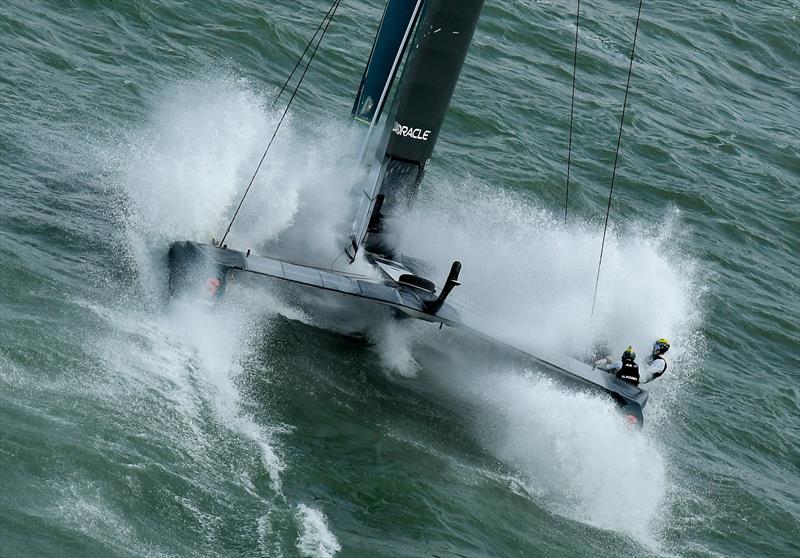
[597,346,640,386]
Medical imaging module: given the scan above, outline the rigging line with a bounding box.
[590,0,645,322]
[219,0,342,247]
[329,248,347,271]
[273,0,339,106]
[564,0,581,225]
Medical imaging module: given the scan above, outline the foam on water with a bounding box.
[421,357,667,546]
[369,319,423,378]
[295,504,342,558]
[53,480,175,558]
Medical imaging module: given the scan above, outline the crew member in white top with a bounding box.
[595,338,671,386]
[640,338,670,384]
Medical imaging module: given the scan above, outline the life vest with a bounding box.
[616,360,640,386]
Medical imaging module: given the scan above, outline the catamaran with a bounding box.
[167,0,650,426]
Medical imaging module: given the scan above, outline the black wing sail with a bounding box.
[347,0,426,262]
[362,0,486,258]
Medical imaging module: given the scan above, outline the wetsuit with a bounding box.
[615,360,640,386]
[598,359,640,386]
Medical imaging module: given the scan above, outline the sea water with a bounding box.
[1,1,797,556]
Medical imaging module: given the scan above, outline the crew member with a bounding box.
[597,346,640,386]
[640,338,670,385]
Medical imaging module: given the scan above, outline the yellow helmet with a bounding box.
[622,346,636,361]
[653,338,671,355]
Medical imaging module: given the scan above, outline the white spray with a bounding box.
[392,177,703,545]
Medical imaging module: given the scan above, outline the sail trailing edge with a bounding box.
[363,0,485,257]
[352,0,423,126]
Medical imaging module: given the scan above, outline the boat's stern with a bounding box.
[167,240,243,300]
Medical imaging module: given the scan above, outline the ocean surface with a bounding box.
[1,1,798,556]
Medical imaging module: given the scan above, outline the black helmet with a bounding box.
[622,346,636,362]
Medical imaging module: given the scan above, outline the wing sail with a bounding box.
[361,0,486,259]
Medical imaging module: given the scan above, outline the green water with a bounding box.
[1,1,798,556]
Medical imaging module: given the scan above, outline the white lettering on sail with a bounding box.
[392,122,431,141]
